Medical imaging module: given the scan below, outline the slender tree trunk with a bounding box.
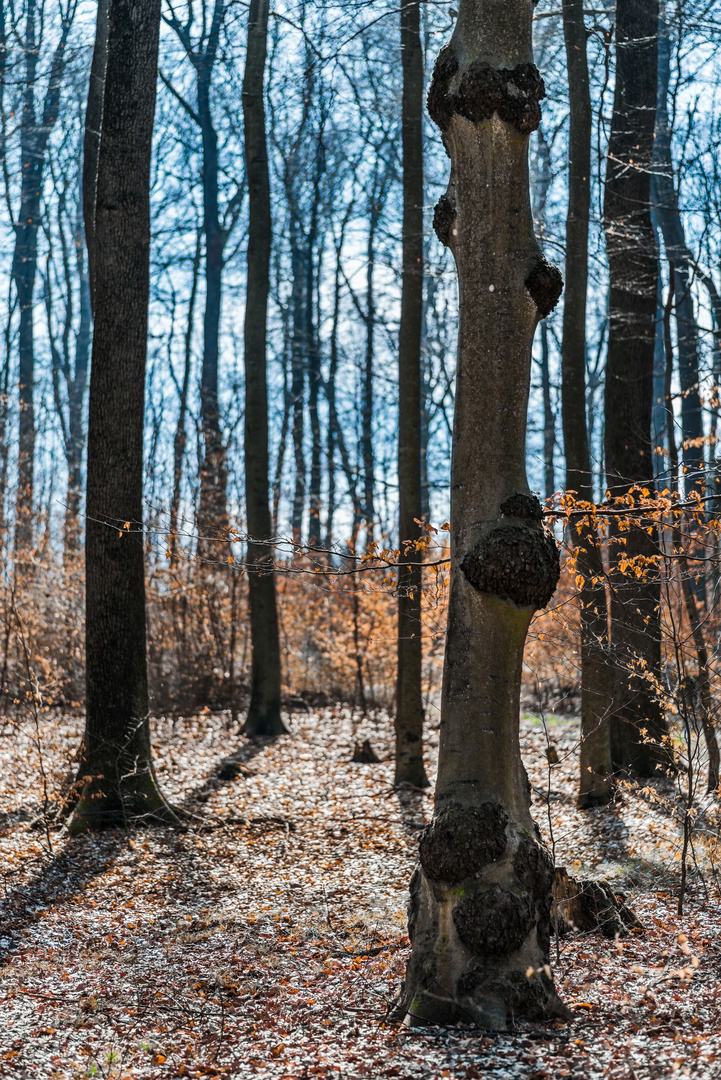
[63,203,91,555]
[603,0,670,776]
[83,0,108,311]
[325,240,342,551]
[661,294,720,791]
[396,0,568,1027]
[169,229,201,562]
[539,322,554,500]
[197,34,229,549]
[241,0,286,737]
[652,18,703,501]
[13,0,72,551]
[561,0,613,807]
[307,139,325,550]
[72,0,173,831]
[289,211,306,546]
[362,204,379,549]
[395,0,429,789]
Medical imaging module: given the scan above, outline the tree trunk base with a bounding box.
[68,765,182,834]
[352,738,380,764]
[552,867,643,938]
[577,784,614,810]
[393,827,572,1031]
[242,704,288,737]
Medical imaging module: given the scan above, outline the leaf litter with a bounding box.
[1,706,720,1078]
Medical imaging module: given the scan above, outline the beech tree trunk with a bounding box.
[395,0,429,789]
[72,0,172,830]
[561,0,613,807]
[241,0,286,737]
[603,0,670,776]
[396,0,568,1028]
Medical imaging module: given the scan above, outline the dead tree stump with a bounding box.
[552,866,643,939]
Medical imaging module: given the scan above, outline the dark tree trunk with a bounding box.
[306,138,325,550]
[396,0,568,1027]
[651,19,703,501]
[72,0,173,831]
[362,202,380,549]
[290,210,306,546]
[241,0,286,737]
[603,0,670,776]
[13,0,72,551]
[561,0,613,806]
[64,202,92,555]
[539,321,554,501]
[197,3,228,550]
[395,0,429,789]
[83,0,108,311]
[169,229,201,562]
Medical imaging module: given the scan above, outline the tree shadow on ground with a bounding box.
[394,783,432,838]
[0,830,126,964]
[180,733,284,818]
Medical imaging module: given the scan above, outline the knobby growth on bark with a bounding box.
[395,0,568,1028]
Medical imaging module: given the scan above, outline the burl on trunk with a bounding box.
[395,0,568,1028]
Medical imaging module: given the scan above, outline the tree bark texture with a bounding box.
[396,0,568,1028]
[395,0,429,789]
[83,0,108,313]
[241,0,286,737]
[73,0,169,830]
[603,0,670,777]
[197,0,229,551]
[651,19,703,500]
[561,0,613,807]
[13,0,72,550]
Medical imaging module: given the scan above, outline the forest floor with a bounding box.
[1,703,720,1079]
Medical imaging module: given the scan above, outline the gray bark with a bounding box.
[561,0,613,806]
[396,0,568,1028]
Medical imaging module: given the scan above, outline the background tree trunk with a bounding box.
[197,0,229,551]
[395,0,429,789]
[561,0,613,807]
[396,0,568,1028]
[651,17,703,502]
[72,0,171,830]
[242,0,286,737]
[13,0,72,551]
[603,0,670,777]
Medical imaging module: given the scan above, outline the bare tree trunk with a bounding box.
[83,0,108,310]
[395,0,429,789]
[72,0,173,830]
[362,201,380,549]
[539,321,554,501]
[169,229,201,561]
[561,0,613,807]
[13,0,73,551]
[652,18,703,501]
[289,211,305,546]
[63,197,91,555]
[603,0,670,776]
[197,1,229,550]
[241,0,286,736]
[396,0,568,1027]
[307,137,325,550]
